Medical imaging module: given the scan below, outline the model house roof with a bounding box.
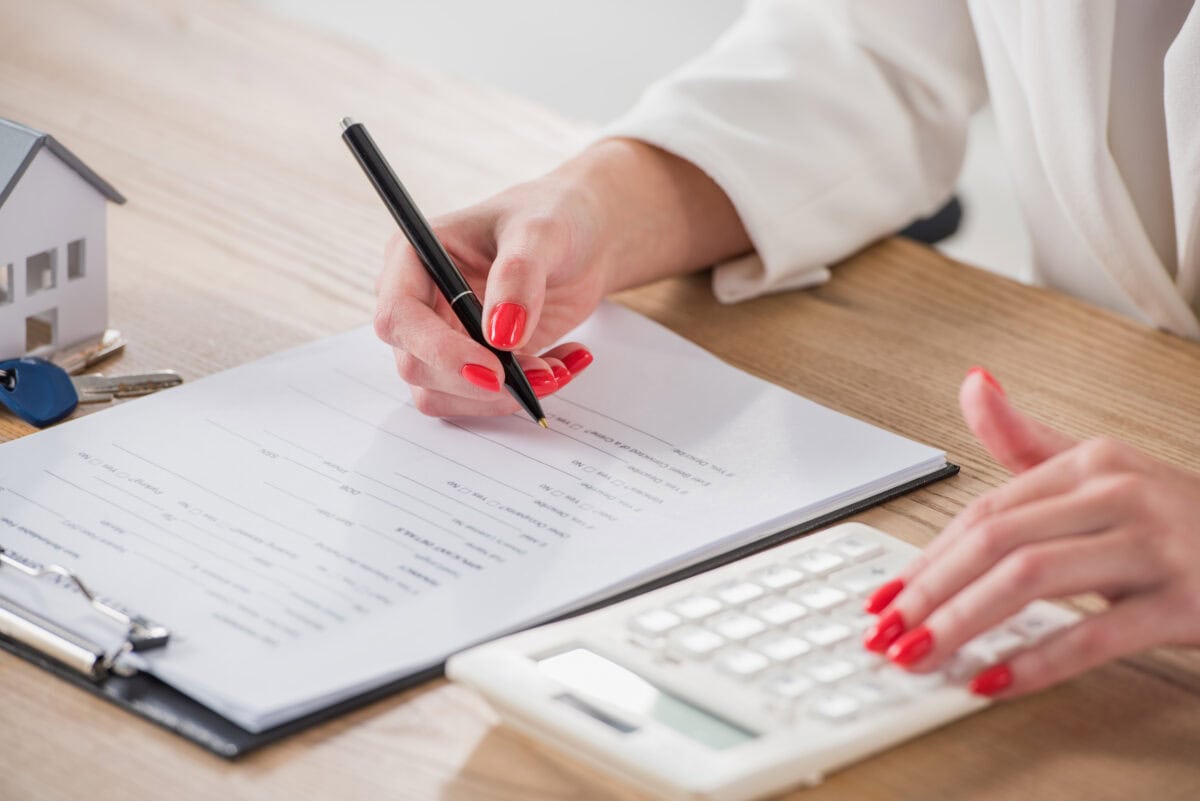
[0,117,126,208]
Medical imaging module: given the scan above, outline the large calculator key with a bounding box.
[809,691,861,722]
[799,620,853,648]
[716,648,771,679]
[844,676,903,708]
[792,549,846,576]
[668,626,726,658]
[709,612,768,641]
[748,597,807,626]
[829,557,909,596]
[829,533,884,561]
[962,627,1026,664]
[1010,608,1073,643]
[789,584,848,612]
[763,671,815,700]
[753,633,812,662]
[713,581,765,606]
[885,668,947,696]
[670,594,723,621]
[750,564,806,591]
[629,608,682,637]
[806,657,858,684]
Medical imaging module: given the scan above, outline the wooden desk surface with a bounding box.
[1,1,1197,799]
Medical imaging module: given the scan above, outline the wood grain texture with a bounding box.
[0,1,1197,800]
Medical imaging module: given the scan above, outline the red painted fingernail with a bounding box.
[967,365,1005,396]
[863,609,906,653]
[461,364,501,392]
[865,578,905,614]
[969,663,1013,697]
[561,347,593,375]
[525,368,557,398]
[887,625,934,666]
[488,303,527,349]
[551,364,571,385]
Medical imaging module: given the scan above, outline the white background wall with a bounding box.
[248,0,1030,280]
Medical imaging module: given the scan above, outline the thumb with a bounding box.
[481,218,567,351]
[960,366,1076,473]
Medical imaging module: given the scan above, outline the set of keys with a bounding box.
[0,345,182,429]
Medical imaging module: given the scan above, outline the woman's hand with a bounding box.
[373,139,752,417]
[373,171,608,418]
[863,367,1200,697]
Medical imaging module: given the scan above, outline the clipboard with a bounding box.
[0,462,957,758]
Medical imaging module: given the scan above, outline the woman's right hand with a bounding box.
[373,139,753,417]
[373,170,611,418]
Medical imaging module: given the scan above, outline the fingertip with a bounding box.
[969,662,1014,697]
[562,346,593,375]
[487,302,528,350]
[461,363,502,393]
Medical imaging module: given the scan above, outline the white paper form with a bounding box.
[0,303,944,731]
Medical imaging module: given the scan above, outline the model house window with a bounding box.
[25,308,57,351]
[0,263,12,305]
[26,248,56,295]
[68,239,86,280]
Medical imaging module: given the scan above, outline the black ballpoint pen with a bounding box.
[340,117,548,428]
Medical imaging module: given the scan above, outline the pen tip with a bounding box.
[340,116,356,131]
[538,418,549,429]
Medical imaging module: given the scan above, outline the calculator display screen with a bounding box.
[537,647,756,750]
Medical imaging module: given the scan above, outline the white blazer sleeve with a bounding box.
[604,0,987,302]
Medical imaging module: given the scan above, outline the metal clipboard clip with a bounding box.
[0,546,170,681]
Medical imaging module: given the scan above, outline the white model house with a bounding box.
[0,117,124,360]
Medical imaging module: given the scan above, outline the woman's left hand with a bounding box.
[863,367,1200,698]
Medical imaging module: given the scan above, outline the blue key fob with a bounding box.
[0,358,80,428]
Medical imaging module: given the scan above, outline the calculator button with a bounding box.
[753,633,812,662]
[629,608,682,636]
[844,676,902,707]
[885,667,947,695]
[789,585,848,612]
[668,626,726,658]
[792,549,846,576]
[716,647,771,679]
[747,596,807,626]
[750,564,806,590]
[962,627,1026,663]
[713,581,765,606]
[843,612,877,634]
[799,621,853,648]
[809,691,861,722]
[830,561,903,596]
[670,594,723,621]
[830,533,884,561]
[764,670,815,700]
[806,657,858,684]
[709,612,768,641]
[1010,607,1072,643]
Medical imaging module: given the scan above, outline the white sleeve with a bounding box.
[603,0,987,302]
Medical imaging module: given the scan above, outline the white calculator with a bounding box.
[447,523,1078,801]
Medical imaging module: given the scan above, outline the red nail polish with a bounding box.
[461,364,501,392]
[551,364,571,385]
[967,365,1005,396]
[969,663,1013,697]
[863,609,906,653]
[525,369,557,397]
[488,303,527,349]
[887,625,933,666]
[561,347,593,374]
[865,578,905,614]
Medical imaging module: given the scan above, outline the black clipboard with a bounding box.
[0,462,957,757]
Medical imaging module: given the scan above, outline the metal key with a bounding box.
[0,358,183,427]
[72,371,183,403]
